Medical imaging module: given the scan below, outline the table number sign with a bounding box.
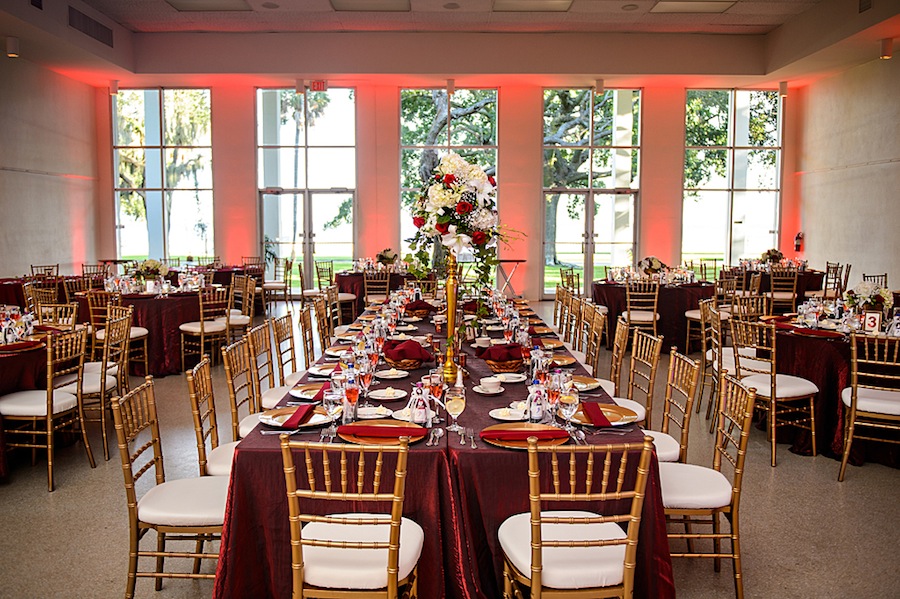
[863,310,882,333]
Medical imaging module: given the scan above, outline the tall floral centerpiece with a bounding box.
[844,281,893,315]
[407,152,499,379]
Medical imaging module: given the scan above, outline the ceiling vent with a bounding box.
[68,6,113,48]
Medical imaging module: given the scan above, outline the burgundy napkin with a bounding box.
[311,382,330,401]
[581,402,613,427]
[405,299,436,313]
[479,428,570,441]
[531,338,545,348]
[282,404,316,428]
[383,339,434,363]
[336,424,427,438]
[477,344,523,361]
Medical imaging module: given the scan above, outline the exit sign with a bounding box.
[310,80,328,92]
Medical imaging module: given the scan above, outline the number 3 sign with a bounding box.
[863,311,882,333]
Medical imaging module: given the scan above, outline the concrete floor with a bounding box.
[0,301,897,599]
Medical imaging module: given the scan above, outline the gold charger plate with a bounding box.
[531,326,553,335]
[571,404,638,427]
[358,314,376,321]
[337,419,427,446]
[324,345,352,357]
[572,375,602,392]
[550,355,576,367]
[258,405,332,428]
[539,338,564,349]
[518,309,536,316]
[480,423,569,450]
[289,383,327,400]
[308,363,339,377]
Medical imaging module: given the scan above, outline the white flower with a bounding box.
[440,225,472,255]
[470,208,497,230]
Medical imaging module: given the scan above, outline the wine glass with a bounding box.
[323,390,343,437]
[558,387,580,432]
[358,360,375,408]
[427,370,445,422]
[445,387,466,433]
[545,374,562,427]
[503,323,514,344]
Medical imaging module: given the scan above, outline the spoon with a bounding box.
[430,428,444,446]
[574,430,586,445]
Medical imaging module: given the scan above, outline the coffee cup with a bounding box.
[480,376,501,393]
[475,336,491,347]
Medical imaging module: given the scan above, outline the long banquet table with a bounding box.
[592,281,715,353]
[214,305,675,599]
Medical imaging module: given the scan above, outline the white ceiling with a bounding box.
[78,0,824,35]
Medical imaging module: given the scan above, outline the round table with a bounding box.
[0,343,47,479]
[591,282,715,353]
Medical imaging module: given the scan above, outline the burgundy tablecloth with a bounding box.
[736,270,824,300]
[592,282,715,352]
[776,330,899,469]
[213,307,674,599]
[76,292,201,377]
[335,272,417,317]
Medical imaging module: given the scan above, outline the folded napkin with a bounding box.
[405,299,436,313]
[383,339,434,363]
[336,424,427,438]
[531,337,545,348]
[479,428,570,442]
[477,344,523,362]
[282,404,317,428]
[580,402,613,427]
[310,382,330,401]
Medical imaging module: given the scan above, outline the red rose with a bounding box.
[472,231,487,245]
[488,175,496,186]
[435,222,450,235]
[456,201,474,215]
[413,216,426,228]
[442,173,456,185]
[434,174,441,181]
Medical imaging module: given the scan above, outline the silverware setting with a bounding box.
[467,427,478,449]
[259,428,320,436]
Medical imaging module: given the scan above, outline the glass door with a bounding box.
[261,189,305,289]
[309,191,354,274]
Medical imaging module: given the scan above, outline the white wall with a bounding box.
[795,55,900,287]
[0,56,100,277]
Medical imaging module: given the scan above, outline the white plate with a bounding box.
[464,314,477,321]
[357,406,394,419]
[473,385,505,396]
[391,333,411,341]
[395,324,417,331]
[496,373,528,384]
[403,316,422,323]
[486,325,505,332]
[324,346,352,358]
[375,369,409,380]
[818,320,838,330]
[368,387,408,401]
[481,318,500,325]
[509,400,527,411]
[288,385,325,400]
[489,407,527,422]
[308,364,339,378]
[392,407,437,422]
[490,338,509,345]
[258,411,332,428]
[573,378,602,392]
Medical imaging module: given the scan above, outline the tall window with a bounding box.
[399,88,497,258]
[681,90,781,266]
[257,88,356,280]
[542,89,640,294]
[113,89,213,260]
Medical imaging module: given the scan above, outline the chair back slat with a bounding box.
[247,321,276,398]
[186,355,220,476]
[626,329,663,424]
[272,313,298,387]
[660,349,701,462]
[221,338,257,441]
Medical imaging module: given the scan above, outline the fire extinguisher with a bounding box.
[794,232,804,252]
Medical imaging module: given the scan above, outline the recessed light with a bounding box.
[622,3,639,10]
[444,2,460,8]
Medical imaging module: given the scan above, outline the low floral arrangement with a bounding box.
[376,248,398,266]
[638,256,667,275]
[843,281,893,312]
[135,259,169,279]
[408,151,500,288]
[761,248,784,263]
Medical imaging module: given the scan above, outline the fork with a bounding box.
[467,427,478,449]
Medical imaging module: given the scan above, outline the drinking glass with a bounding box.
[444,388,466,433]
[323,391,343,436]
[545,375,562,426]
[357,361,375,408]
[343,380,360,423]
[558,387,580,432]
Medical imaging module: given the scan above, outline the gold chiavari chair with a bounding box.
[159,257,181,267]
[700,258,721,281]
[659,372,756,599]
[195,255,221,268]
[65,305,131,461]
[696,299,717,416]
[31,263,59,277]
[110,377,227,599]
[63,274,93,303]
[613,329,664,427]
[314,259,335,291]
[838,333,900,481]
[180,286,231,371]
[714,274,738,312]
[224,273,255,342]
[767,266,799,314]
[555,285,571,336]
[417,278,440,300]
[596,315,629,397]
[86,289,122,358]
[323,285,341,335]
[862,272,888,288]
[499,436,654,599]
[35,302,79,331]
[186,355,238,477]
[271,313,304,387]
[312,295,332,350]
[32,285,59,321]
[221,337,260,441]
[298,261,323,306]
[279,436,423,599]
[684,300,706,353]
[583,305,608,375]
[642,349,701,463]
[248,320,291,410]
[364,271,391,305]
[0,328,94,491]
[552,284,567,328]
[297,305,318,369]
[623,279,660,337]
[731,318,818,467]
[563,291,584,347]
[262,257,293,313]
[841,263,852,296]
[82,262,109,279]
[730,294,771,322]
[805,262,843,300]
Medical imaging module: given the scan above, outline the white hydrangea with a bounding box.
[470,208,497,230]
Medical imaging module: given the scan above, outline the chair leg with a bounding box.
[78,403,96,469]
[730,514,744,599]
[126,529,139,599]
[712,513,722,572]
[838,413,855,482]
[155,532,166,591]
[193,536,204,574]
[809,396,817,457]
[46,429,55,493]
[770,398,778,467]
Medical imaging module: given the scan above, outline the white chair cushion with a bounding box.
[642,429,681,462]
[138,476,228,527]
[58,371,118,395]
[0,389,77,417]
[498,510,626,589]
[624,310,659,323]
[261,385,291,409]
[285,370,305,386]
[338,292,357,302]
[684,309,701,321]
[741,373,818,399]
[598,379,616,396]
[220,314,250,326]
[179,320,227,334]
[302,289,322,297]
[767,291,795,299]
[659,462,733,509]
[84,361,118,376]
[841,386,900,416]
[95,326,149,340]
[613,398,646,422]
[262,281,284,290]
[228,308,242,316]
[595,305,609,314]
[206,441,239,477]
[239,412,260,438]
[301,513,424,590]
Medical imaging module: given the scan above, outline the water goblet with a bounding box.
[444,387,466,433]
[358,362,375,408]
[558,387,579,432]
[323,390,343,437]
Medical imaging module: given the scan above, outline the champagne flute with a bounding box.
[357,360,375,408]
[445,388,466,433]
[558,387,579,432]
